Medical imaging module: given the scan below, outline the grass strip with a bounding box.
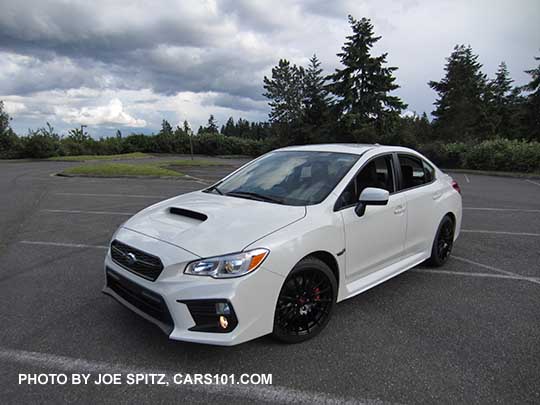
[62,162,183,177]
[49,152,150,161]
[162,159,226,166]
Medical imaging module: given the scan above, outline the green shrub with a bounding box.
[464,139,540,172]
[60,132,99,156]
[121,134,155,153]
[3,125,539,173]
[96,137,124,155]
[192,133,267,156]
[0,129,22,158]
[418,139,540,172]
[21,129,61,158]
[418,142,468,168]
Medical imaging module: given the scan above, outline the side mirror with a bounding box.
[355,187,389,217]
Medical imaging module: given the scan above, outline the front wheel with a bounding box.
[427,215,455,267]
[272,257,337,343]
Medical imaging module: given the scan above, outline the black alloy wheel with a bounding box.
[428,215,455,267]
[272,257,337,343]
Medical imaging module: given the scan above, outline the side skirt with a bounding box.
[339,252,428,302]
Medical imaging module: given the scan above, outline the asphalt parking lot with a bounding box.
[0,157,539,404]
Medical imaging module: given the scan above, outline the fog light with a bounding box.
[219,315,229,329]
[215,302,231,315]
[180,299,238,333]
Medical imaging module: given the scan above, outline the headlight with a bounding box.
[184,248,269,278]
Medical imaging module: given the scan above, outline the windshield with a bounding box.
[208,151,360,206]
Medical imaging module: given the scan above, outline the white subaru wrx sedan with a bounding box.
[103,144,462,345]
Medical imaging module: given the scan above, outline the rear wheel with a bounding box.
[428,215,455,267]
[272,257,337,343]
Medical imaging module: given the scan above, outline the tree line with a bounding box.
[1,15,539,171]
[261,16,539,145]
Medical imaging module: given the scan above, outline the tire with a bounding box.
[272,257,337,343]
[427,215,455,267]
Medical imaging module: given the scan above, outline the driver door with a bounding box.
[337,154,407,281]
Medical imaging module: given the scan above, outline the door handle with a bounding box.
[394,205,405,215]
[432,191,443,200]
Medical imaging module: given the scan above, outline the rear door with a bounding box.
[396,154,442,257]
[337,154,407,281]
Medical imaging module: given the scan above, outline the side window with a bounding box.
[423,160,435,183]
[337,155,395,208]
[398,155,432,190]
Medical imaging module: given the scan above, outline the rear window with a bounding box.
[398,154,433,190]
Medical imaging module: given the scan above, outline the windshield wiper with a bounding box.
[225,191,283,204]
[205,184,223,195]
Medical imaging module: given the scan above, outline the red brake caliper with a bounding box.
[313,287,320,301]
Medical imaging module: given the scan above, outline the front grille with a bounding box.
[110,240,163,281]
[106,268,173,334]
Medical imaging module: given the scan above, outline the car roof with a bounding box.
[276,143,417,156]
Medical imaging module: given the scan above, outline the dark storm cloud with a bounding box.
[0,0,275,99]
[201,93,267,112]
[0,1,223,54]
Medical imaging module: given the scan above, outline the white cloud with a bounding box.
[3,101,27,115]
[401,110,416,118]
[56,99,146,128]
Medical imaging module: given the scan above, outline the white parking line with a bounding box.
[54,192,168,199]
[413,268,539,283]
[463,207,540,213]
[19,241,108,249]
[461,229,540,237]
[41,209,134,216]
[414,268,517,280]
[451,255,540,285]
[0,347,386,405]
[464,174,470,183]
[525,179,540,187]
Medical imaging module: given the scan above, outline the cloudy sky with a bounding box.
[1,0,539,137]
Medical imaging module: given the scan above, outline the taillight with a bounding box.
[451,180,461,194]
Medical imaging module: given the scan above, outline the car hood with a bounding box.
[122,191,306,258]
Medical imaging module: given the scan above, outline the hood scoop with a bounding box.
[169,207,208,222]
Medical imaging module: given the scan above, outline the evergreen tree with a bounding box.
[522,55,540,140]
[182,120,194,159]
[206,114,219,134]
[411,112,433,144]
[173,124,185,136]
[302,54,333,142]
[0,101,11,135]
[327,16,406,139]
[182,120,192,136]
[491,62,513,104]
[222,117,235,136]
[429,45,491,141]
[0,101,20,158]
[488,62,516,137]
[263,59,305,125]
[159,120,173,136]
[236,118,251,138]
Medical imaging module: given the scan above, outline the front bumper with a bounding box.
[103,228,284,346]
